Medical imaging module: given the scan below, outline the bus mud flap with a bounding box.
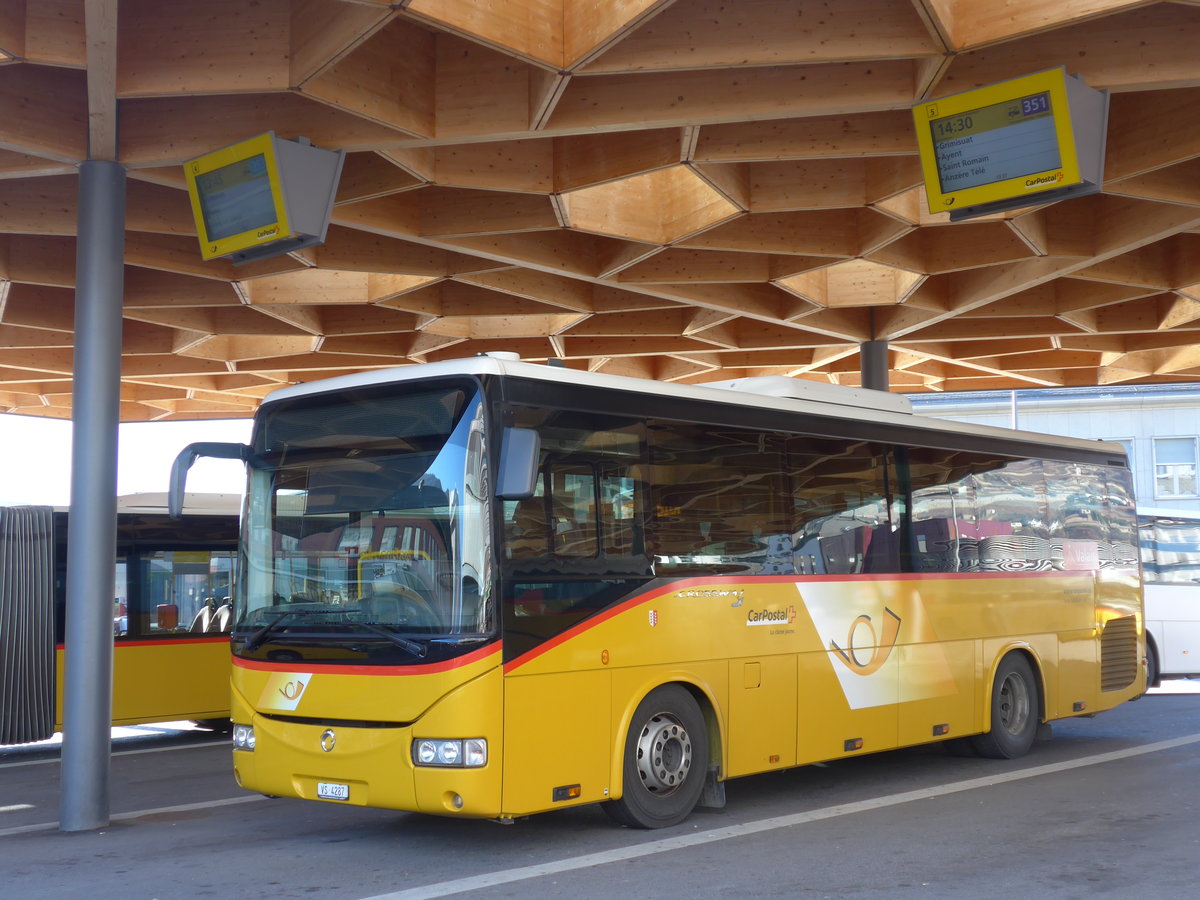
[698,765,726,809]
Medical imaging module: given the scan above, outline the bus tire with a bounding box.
[970,653,1039,760]
[1145,639,1159,690]
[603,685,708,829]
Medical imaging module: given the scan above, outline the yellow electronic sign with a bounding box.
[913,68,1107,220]
[184,132,291,261]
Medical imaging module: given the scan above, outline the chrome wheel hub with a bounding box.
[634,711,693,795]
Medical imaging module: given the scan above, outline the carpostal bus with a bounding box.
[0,494,239,745]
[1137,508,1200,685]
[170,356,1144,828]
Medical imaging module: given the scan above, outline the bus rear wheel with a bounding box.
[603,685,708,829]
[971,653,1039,759]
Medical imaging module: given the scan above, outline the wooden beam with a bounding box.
[435,139,554,193]
[25,0,85,67]
[406,0,564,69]
[617,248,774,283]
[0,283,74,331]
[546,60,917,134]
[460,267,596,312]
[650,281,791,320]
[694,110,919,162]
[1106,85,1200,182]
[562,165,737,244]
[4,234,77,287]
[562,308,686,337]
[125,268,241,308]
[302,15,435,137]
[944,0,1153,50]
[1106,158,1200,209]
[0,1,26,60]
[119,93,410,166]
[84,0,118,160]
[419,187,559,237]
[0,174,78,234]
[336,152,425,205]
[441,230,606,278]
[565,0,676,69]
[678,210,860,257]
[529,69,569,130]
[938,4,1195,93]
[748,159,870,212]
[116,0,288,98]
[434,34,545,139]
[0,150,76,180]
[0,65,87,162]
[553,128,683,191]
[290,0,393,85]
[580,0,939,73]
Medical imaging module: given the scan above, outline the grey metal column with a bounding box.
[60,159,126,832]
[860,340,890,392]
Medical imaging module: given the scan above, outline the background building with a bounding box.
[911,384,1200,512]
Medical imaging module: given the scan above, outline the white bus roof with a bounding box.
[261,355,1127,460]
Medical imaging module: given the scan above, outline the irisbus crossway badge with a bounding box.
[321,729,337,752]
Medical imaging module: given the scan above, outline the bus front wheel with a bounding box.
[971,653,1039,759]
[603,685,708,829]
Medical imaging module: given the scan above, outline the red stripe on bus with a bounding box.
[56,636,228,650]
[502,569,1102,673]
[232,640,502,676]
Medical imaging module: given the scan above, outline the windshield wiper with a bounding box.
[357,622,428,658]
[242,610,306,652]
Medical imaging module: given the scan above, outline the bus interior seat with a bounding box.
[209,601,232,633]
[508,498,549,558]
[190,605,213,633]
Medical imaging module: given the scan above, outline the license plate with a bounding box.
[317,781,350,801]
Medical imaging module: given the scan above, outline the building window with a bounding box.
[1153,437,1198,499]
[1105,438,1134,470]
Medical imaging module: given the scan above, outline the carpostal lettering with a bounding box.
[256,225,280,240]
[746,605,797,627]
[1025,172,1064,189]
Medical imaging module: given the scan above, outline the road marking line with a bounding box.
[1,804,34,812]
[0,794,265,837]
[0,740,227,769]
[361,732,1200,900]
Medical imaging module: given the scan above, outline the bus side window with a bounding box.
[506,495,549,559]
[550,466,598,558]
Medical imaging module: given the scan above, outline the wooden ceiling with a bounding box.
[2,0,1200,420]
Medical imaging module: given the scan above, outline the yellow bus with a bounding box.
[0,494,239,745]
[172,356,1144,828]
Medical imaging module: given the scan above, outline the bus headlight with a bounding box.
[232,724,256,751]
[412,738,487,767]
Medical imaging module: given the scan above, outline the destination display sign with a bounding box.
[194,153,279,244]
[185,132,290,262]
[931,91,1059,194]
[185,132,345,265]
[913,68,1108,221]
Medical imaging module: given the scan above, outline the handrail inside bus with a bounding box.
[169,442,249,518]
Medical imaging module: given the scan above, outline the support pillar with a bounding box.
[860,340,890,392]
[60,159,126,832]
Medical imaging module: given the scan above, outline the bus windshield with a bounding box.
[235,380,494,665]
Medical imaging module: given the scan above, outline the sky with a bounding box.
[0,413,253,507]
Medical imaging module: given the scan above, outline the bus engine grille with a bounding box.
[1100,615,1139,692]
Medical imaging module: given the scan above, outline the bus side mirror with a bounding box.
[169,442,249,518]
[496,428,540,499]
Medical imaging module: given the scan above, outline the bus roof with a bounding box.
[261,355,1128,462]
